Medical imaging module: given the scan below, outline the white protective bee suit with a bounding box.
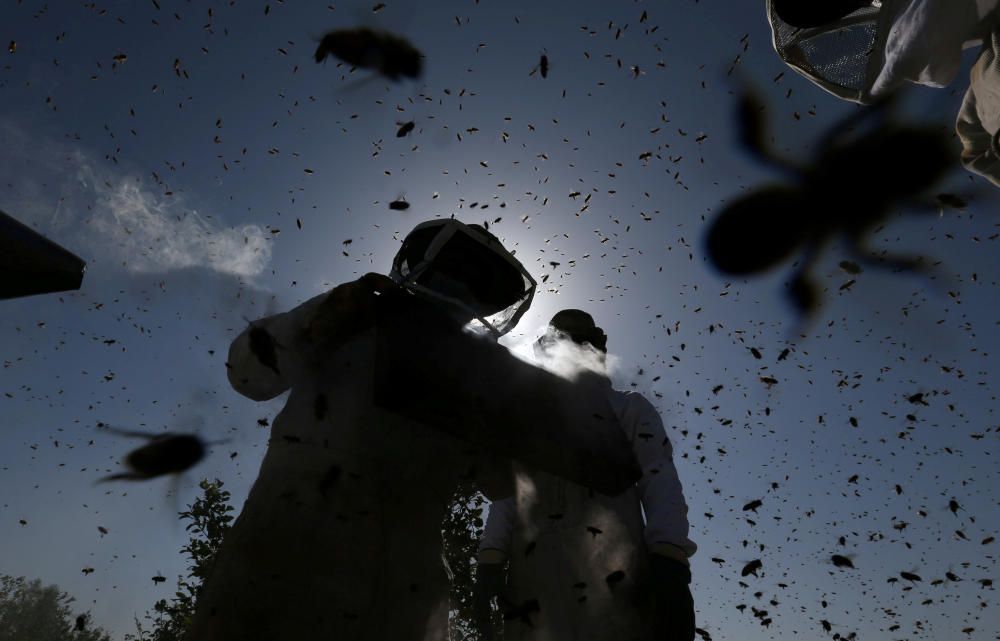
[478,375,696,641]
[186,220,538,641]
[186,287,476,641]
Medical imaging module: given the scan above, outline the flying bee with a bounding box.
[741,558,763,577]
[530,51,549,78]
[396,120,415,137]
[247,322,281,375]
[705,87,957,319]
[314,27,422,81]
[97,423,220,482]
[830,554,856,569]
[75,614,89,632]
[388,196,410,211]
[605,569,626,587]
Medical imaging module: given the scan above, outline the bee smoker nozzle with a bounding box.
[0,209,86,300]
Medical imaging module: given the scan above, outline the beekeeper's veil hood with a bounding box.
[768,0,892,104]
[769,0,993,104]
[390,219,536,338]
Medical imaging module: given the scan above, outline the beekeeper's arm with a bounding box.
[626,392,697,563]
[227,273,394,401]
[627,392,696,641]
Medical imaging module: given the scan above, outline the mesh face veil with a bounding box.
[389,219,536,338]
[768,0,892,104]
[770,0,994,105]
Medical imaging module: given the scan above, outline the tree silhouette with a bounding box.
[128,477,493,640]
[442,482,502,641]
[126,479,234,641]
[0,574,111,641]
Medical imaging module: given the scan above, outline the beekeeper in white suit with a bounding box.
[473,310,697,641]
[186,219,536,641]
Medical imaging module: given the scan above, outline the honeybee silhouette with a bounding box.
[705,88,956,318]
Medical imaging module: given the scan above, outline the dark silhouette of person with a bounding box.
[473,310,696,641]
[186,220,536,641]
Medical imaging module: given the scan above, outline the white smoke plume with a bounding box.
[85,170,270,277]
[0,120,270,278]
[501,325,621,381]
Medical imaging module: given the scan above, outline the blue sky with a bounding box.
[1,1,997,639]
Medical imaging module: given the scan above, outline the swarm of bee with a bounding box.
[314,27,422,81]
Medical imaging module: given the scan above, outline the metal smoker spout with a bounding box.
[0,209,86,300]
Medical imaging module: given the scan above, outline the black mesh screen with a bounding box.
[769,2,883,102]
[416,232,528,316]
